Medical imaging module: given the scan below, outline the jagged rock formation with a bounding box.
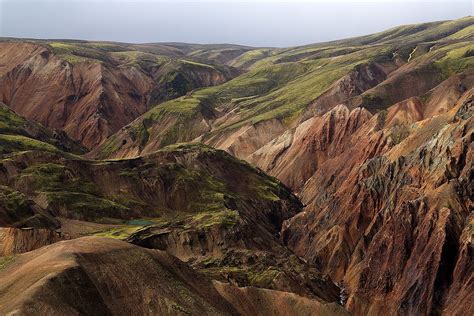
[276,81,473,314]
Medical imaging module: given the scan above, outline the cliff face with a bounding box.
[278,82,473,315]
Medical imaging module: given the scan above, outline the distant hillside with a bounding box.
[94,17,473,161]
[0,40,241,148]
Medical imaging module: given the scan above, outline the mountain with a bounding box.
[0,16,473,315]
[278,83,473,315]
[0,236,347,315]
[0,40,239,148]
[93,17,473,161]
[0,108,340,309]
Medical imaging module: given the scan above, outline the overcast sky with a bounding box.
[0,0,472,47]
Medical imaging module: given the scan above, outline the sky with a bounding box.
[0,0,472,47]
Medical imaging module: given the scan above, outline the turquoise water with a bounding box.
[127,219,154,226]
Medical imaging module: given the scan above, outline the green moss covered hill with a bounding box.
[0,106,338,298]
[94,17,474,159]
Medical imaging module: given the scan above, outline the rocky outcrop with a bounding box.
[249,105,373,192]
[0,227,64,256]
[279,86,473,315]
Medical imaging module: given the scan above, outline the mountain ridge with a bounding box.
[0,16,473,315]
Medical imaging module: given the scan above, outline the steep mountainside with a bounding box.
[94,17,473,161]
[0,106,340,304]
[0,41,239,148]
[280,86,473,315]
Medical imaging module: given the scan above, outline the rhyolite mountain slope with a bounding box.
[0,105,342,312]
[278,81,473,315]
[0,40,240,148]
[0,16,473,316]
[94,16,473,161]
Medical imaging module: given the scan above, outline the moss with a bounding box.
[198,262,283,290]
[375,110,388,131]
[0,255,16,271]
[95,209,238,240]
[48,42,110,64]
[161,143,287,205]
[0,105,26,133]
[94,225,144,240]
[446,24,474,40]
[433,42,474,77]
[0,104,85,155]
[362,94,386,111]
[419,93,430,105]
[187,209,240,230]
[45,191,131,221]
[0,186,35,225]
[390,125,410,145]
[0,134,60,155]
[228,49,271,68]
[171,304,191,315]
[248,268,281,288]
[18,163,98,194]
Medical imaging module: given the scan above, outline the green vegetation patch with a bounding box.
[433,42,474,77]
[45,191,131,222]
[0,255,16,271]
[0,186,35,225]
[94,225,145,240]
[0,105,25,134]
[48,41,111,64]
[18,163,97,194]
[0,134,59,155]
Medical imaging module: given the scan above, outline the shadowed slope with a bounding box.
[0,135,339,300]
[0,236,349,315]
